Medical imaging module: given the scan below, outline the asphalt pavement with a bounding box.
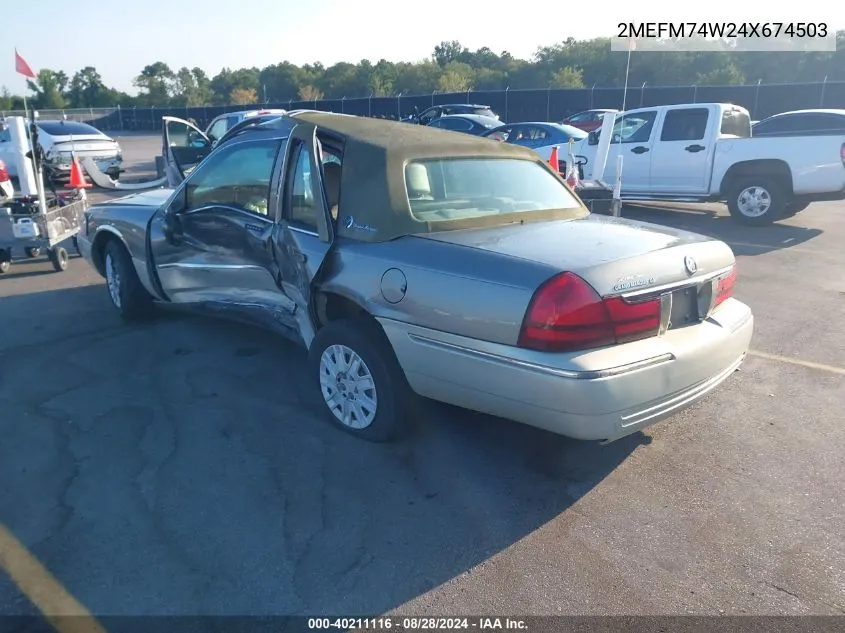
[0,135,843,621]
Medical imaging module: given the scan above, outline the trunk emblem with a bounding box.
[684,256,698,275]
[612,275,656,292]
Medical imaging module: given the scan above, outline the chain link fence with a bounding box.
[3,80,844,132]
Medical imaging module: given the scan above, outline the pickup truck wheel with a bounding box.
[25,247,40,258]
[309,318,412,442]
[103,240,153,321]
[726,178,785,226]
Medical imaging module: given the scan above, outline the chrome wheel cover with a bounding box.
[737,186,771,218]
[105,252,122,308]
[319,344,378,429]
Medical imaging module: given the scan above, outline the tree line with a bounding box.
[3,34,845,111]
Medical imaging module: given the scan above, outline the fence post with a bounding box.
[590,83,596,109]
[431,90,435,107]
[692,84,697,103]
[505,86,510,121]
[820,76,828,107]
[753,79,761,119]
[397,92,402,118]
[117,104,123,131]
[151,105,156,132]
[466,88,471,104]
[546,86,551,121]
[341,96,346,113]
[368,94,372,117]
[640,82,646,108]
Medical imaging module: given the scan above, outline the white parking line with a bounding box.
[749,350,845,376]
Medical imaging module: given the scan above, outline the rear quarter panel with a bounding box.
[322,236,559,346]
[713,136,845,195]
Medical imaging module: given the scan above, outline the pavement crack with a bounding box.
[764,581,801,601]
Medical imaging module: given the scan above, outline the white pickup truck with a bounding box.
[568,102,845,225]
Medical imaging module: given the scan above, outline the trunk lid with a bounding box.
[418,214,734,296]
[50,137,119,155]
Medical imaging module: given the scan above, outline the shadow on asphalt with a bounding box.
[0,284,645,616]
[619,203,823,256]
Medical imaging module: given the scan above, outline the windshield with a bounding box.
[37,121,104,136]
[405,158,582,224]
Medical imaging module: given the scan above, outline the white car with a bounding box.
[0,120,123,181]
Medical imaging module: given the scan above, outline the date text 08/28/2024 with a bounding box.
[307,617,528,630]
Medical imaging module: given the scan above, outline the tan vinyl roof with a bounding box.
[289,112,587,242]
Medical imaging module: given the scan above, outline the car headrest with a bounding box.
[406,163,433,199]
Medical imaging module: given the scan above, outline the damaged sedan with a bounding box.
[77,112,753,443]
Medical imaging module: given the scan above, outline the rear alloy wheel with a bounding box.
[0,249,10,274]
[726,177,785,226]
[25,247,40,258]
[103,239,153,320]
[309,318,413,442]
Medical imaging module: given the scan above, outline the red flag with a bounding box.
[15,49,36,79]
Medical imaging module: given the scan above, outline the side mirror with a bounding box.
[587,131,599,146]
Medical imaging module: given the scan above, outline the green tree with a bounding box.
[134,62,174,105]
[67,67,108,108]
[437,61,474,92]
[550,66,584,88]
[27,69,68,109]
[433,40,465,67]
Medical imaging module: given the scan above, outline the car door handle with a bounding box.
[631,146,649,154]
[293,251,307,263]
[685,144,705,152]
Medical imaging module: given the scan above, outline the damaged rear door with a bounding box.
[272,122,336,348]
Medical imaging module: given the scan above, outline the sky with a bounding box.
[3,0,841,96]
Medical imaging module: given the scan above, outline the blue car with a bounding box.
[482,122,587,149]
[426,114,503,136]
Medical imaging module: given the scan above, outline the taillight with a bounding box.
[518,272,661,352]
[840,143,845,167]
[0,160,8,182]
[713,265,737,309]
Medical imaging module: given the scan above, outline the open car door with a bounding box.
[273,122,336,347]
[161,116,212,187]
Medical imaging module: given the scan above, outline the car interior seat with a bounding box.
[323,162,341,219]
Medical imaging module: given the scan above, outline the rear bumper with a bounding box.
[379,298,754,442]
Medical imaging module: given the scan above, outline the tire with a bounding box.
[308,317,414,442]
[72,236,81,256]
[0,249,11,274]
[103,239,154,320]
[48,246,69,272]
[25,247,41,258]
[726,177,786,226]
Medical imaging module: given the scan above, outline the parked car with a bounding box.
[404,104,499,125]
[0,160,12,199]
[752,109,845,137]
[482,122,588,164]
[572,103,845,224]
[204,108,287,146]
[561,109,618,132]
[426,114,501,135]
[0,120,123,181]
[78,112,752,444]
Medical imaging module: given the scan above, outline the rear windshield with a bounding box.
[37,121,103,136]
[404,158,582,223]
[720,109,751,138]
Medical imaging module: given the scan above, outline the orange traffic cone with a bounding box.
[548,146,560,173]
[68,156,92,189]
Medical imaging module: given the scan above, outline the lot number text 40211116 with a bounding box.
[617,22,829,39]
[307,617,529,630]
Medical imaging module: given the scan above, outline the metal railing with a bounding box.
[3,79,843,131]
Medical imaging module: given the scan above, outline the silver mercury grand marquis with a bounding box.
[76,111,754,443]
